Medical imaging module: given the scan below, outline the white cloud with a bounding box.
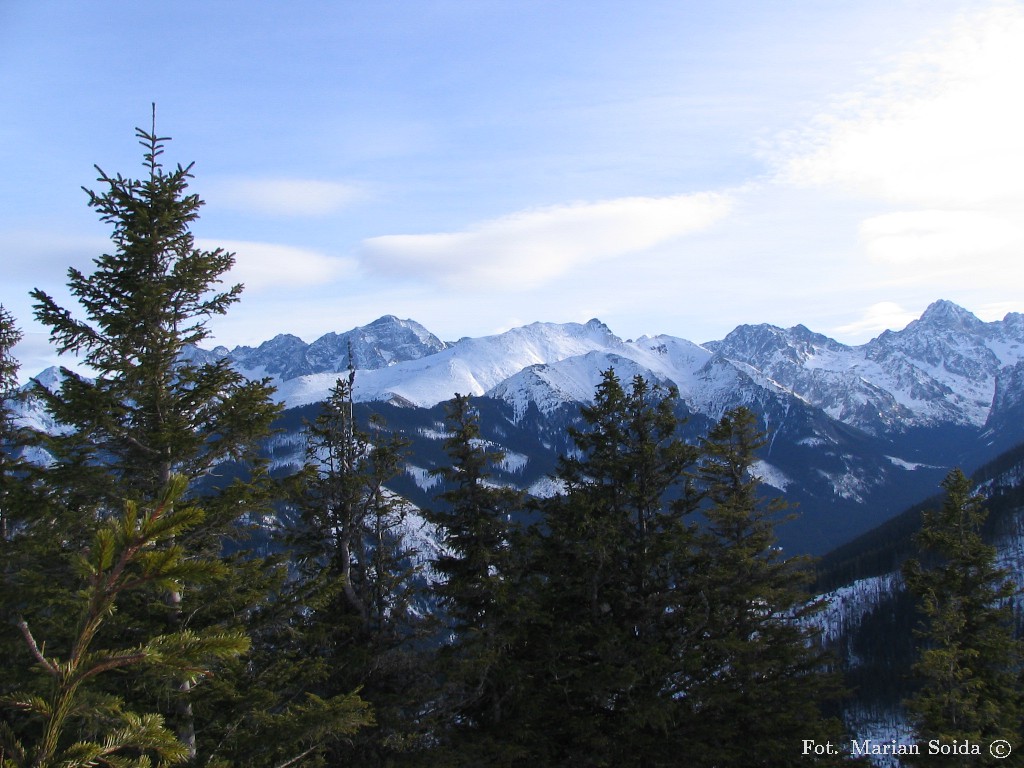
[780,5,1024,209]
[200,239,356,292]
[765,3,1024,293]
[976,300,1024,321]
[859,209,1022,266]
[208,178,362,217]
[359,193,733,289]
[834,302,919,338]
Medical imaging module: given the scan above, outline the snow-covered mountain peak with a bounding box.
[698,301,1024,431]
[30,365,67,392]
[706,322,849,369]
[222,316,447,380]
[275,318,626,410]
[169,299,1024,434]
[915,298,986,332]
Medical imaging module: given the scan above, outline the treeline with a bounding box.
[1,122,1019,767]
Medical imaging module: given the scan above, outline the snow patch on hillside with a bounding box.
[812,572,904,646]
[528,476,565,498]
[751,460,790,490]
[406,465,441,493]
[498,451,529,474]
[885,456,930,470]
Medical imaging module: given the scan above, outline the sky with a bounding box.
[3,0,1024,377]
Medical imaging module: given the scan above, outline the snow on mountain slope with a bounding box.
[273,318,624,409]
[707,300,1024,433]
[812,572,905,647]
[488,350,677,420]
[486,332,797,424]
[205,315,447,380]
[36,300,1023,447]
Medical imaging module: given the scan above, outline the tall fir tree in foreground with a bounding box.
[523,371,700,766]
[15,111,371,764]
[689,406,845,767]
[30,109,278,511]
[902,468,1022,767]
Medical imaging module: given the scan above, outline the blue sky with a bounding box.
[4,1,1024,376]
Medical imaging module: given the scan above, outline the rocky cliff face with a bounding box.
[707,300,1024,434]
[225,315,448,379]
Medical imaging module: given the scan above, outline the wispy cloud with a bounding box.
[199,239,356,292]
[207,178,363,217]
[766,4,1024,294]
[359,193,733,289]
[859,209,1023,267]
[833,302,919,339]
[778,5,1024,208]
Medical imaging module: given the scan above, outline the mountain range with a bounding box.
[172,298,1024,554]
[19,298,1024,757]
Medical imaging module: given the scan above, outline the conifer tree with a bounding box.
[902,468,1021,767]
[0,477,247,768]
[0,306,22,542]
[19,112,370,764]
[286,374,426,765]
[30,110,278,511]
[524,371,700,766]
[689,406,844,767]
[295,375,417,632]
[27,112,281,760]
[424,393,527,763]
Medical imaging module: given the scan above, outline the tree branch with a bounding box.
[272,745,319,768]
[16,618,58,677]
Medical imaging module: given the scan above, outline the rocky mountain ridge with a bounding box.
[197,300,1024,438]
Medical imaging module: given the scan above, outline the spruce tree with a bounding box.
[30,110,278,510]
[424,393,527,764]
[0,477,248,768]
[902,468,1021,767]
[286,374,426,765]
[524,371,700,766]
[20,112,371,764]
[689,406,844,767]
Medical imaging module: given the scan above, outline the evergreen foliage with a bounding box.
[3,113,376,765]
[0,477,247,768]
[286,374,425,765]
[0,305,23,542]
[0,309,96,742]
[520,372,701,766]
[689,406,845,766]
[24,114,284,761]
[902,468,1022,766]
[423,393,527,764]
[29,110,278,514]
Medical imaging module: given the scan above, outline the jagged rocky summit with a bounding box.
[187,300,1024,439]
